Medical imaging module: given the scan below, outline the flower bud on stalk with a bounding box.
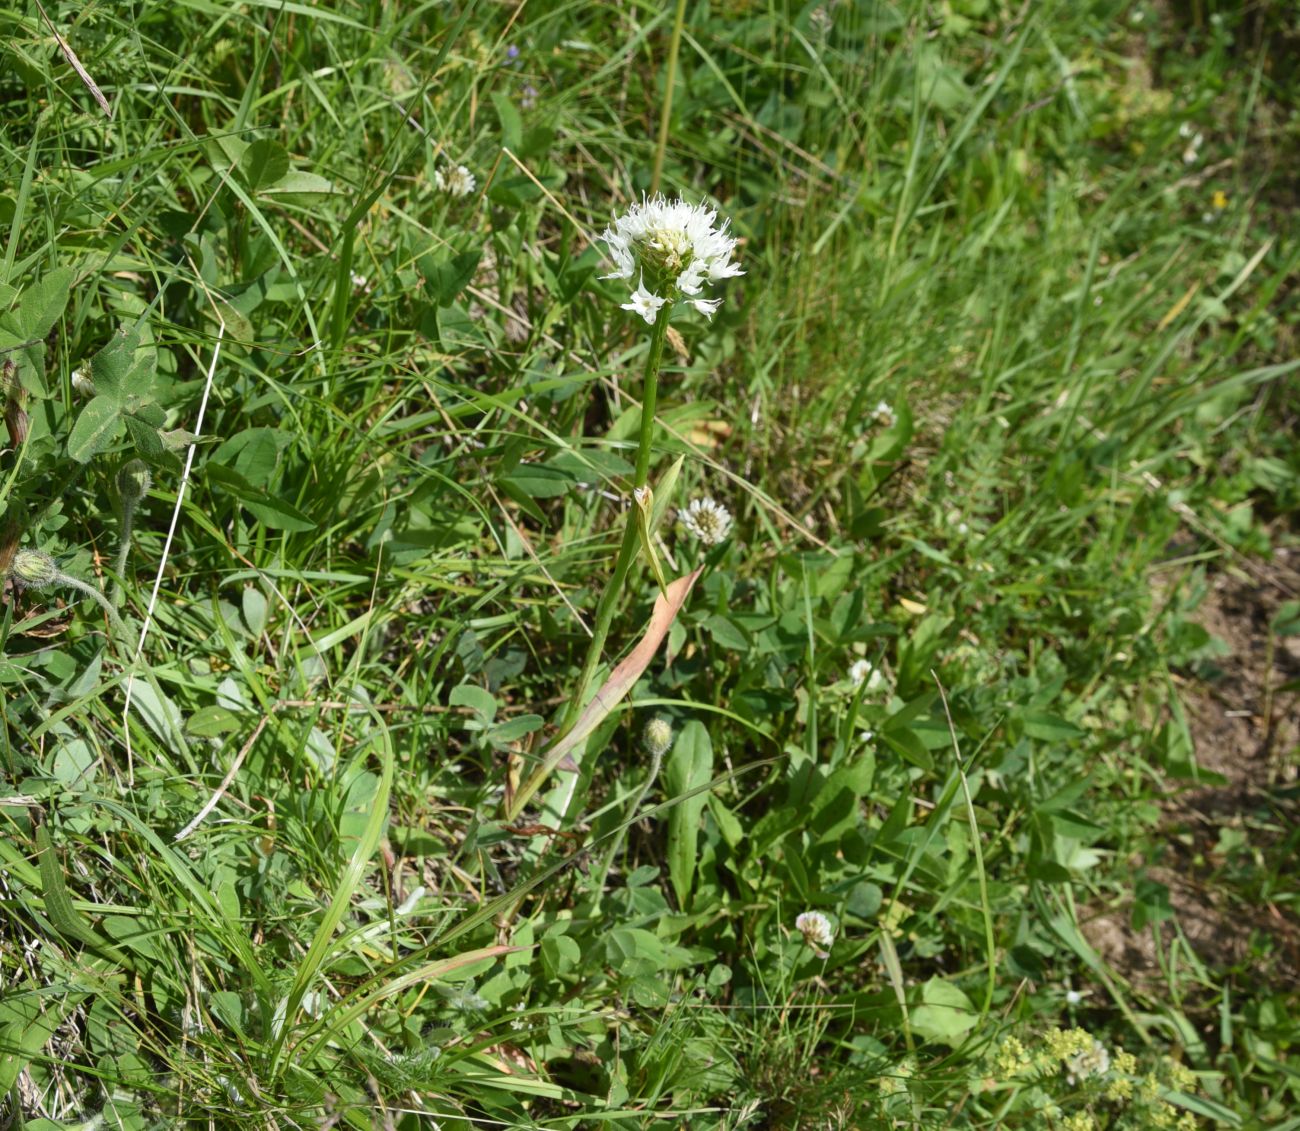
[9,549,59,590]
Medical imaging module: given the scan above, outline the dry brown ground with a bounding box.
[1083,544,1300,993]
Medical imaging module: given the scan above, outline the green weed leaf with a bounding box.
[67,394,122,462]
[665,720,713,907]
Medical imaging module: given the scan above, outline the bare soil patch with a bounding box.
[1083,545,1300,991]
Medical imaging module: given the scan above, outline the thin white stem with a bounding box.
[123,321,224,784]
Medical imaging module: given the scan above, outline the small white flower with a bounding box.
[621,276,667,325]
[510,1001,527,1031]
[679,496,732,545]
[1178,121,1195,139]
[871,400,897,428]
[795,911,835,958]
[848,658,886,693]
[1065,1039,1110,1084]
[70,367,95,396]
[1065,989,1084,1005]
[600,194,743,318]
[436,164,476,197]
[350,271,369,291]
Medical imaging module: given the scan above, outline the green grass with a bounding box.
[2,0,1298,1127]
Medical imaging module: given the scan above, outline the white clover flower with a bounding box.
[679,496,732,545]
[795,911,835,958]
[871,400,897,428]
[621,275,667,325]
[70,367,95,396]
[1178,121,1195,140]
[848,658,886,693]
[350,271,370,291]
[600,194,743,320]
[436,164,476,197]
[1065,1039,1111,1085]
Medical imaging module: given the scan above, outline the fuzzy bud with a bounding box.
[642,717,673,759]
[117,459,152,506]
[9,549,59,590]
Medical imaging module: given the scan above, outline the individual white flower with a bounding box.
[436,164,476,197]
[1065,989,1084,1005]
[871,400,897,428]
[848,658,886,693]
[350,271,369,291]
[600,194,743,318]
[70,367,95,396]
[1178,121,1195,140]
[510,1001,527,1031]
[795,911,835,958]
[1065,1039,1111,1085]
[621,276,667,325]
[1182,132,1204,165]
[678,496,732,545]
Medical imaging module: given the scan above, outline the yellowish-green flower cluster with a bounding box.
[994,1036,1033,1080]
[1106,1049,1138,1101]
[1044,1026,1098,1061]
[1061,1113,1096,1131]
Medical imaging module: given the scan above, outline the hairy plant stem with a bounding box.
[506,305,671,820]
[110,498,137,608]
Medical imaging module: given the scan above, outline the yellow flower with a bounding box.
[1045,1027,1095,1061]
[994,1036,1031,1079]
[1106,1075,1133,1101]
[1211,190,1229,210]
[1167,1060,1196,1092]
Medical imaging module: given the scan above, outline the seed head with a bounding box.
[9,549,59,590]
[642,717,673,758]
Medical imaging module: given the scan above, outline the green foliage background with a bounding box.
[1,0,1297,1127]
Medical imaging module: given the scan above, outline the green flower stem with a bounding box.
[650,0,689,197]
[109,497,137,608]
[505,304,672,821]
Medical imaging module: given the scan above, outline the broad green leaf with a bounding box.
[910,977,977,1045]
[67,395,122,462]
[450,683,498,726]
[90,326,141,402]
[15,265,74,338]
[491,91,523,151]
[242,138,290,191]
[665,720,713,907]
[259,170,337,199]
[419,248,483,306]
[1021,711,1085,741]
